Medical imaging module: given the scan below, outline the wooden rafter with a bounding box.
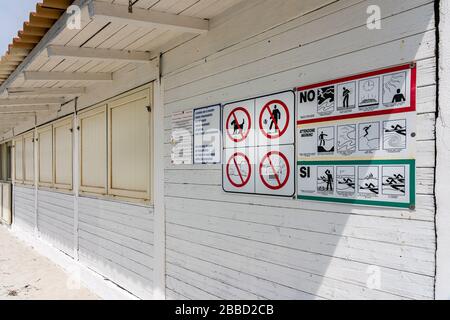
[89,1,209,34]
[7,87,86,96]
[0,97,65,106]
[47,45,152,63]
[24,71,113,82]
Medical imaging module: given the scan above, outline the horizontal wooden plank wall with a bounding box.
[162,0,437,299]
[78,196,155,299]
[37,190,74,257]
[13,186,36,233]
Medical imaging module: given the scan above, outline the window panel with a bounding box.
[23,133,34,185]
[79,105,107,194]
[0,144,7,181]
[108,89,150,200]
[38,126,53,186]
[54,118,73,189]
[14,137,23,183]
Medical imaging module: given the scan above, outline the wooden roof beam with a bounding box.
[42,0,73,10]
[12,39,36,50]
[0,97,65,106]
[21,25,48,37]
[89,1,209,34]
[0,66,15,72]
[7,87,86,96]
[47,45,152,63]
[24,71,113,82]
[0,105,52,113]
[29,14,55,28]
[2,54,25,63]
[0,114,36,122]
[36,4,64,20]
[0,59,20,67]
[15,35,42,44]
[8,47,31,57]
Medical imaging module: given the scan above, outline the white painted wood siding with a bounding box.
[78,196,154,299]
[37,190,74,257]
[13,186,35,232]
[162,0,436,300]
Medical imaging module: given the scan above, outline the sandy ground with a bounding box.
[0,225,98,300]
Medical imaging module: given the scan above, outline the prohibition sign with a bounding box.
[226,152,252,188]
[226,107,251,143]
[259,100,290,139]
[259,151,290,190]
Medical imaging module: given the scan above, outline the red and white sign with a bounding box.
[296,63,416,125]
[256,91,295,146]
[223,99,255,148]
[222,91,295,197]
[223,148,255,194]
[256,145,295,196]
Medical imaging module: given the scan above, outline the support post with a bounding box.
[436,0,450,300]
[73,99,80,261]
[152,55,166,300]
[33,115,39,238]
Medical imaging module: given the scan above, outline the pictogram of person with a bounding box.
[363,125,371,138]
[342,87,350,108]
[392,89,406,103]
[269,105,282,131]
[319,131,328,147]
[325,170,333,191]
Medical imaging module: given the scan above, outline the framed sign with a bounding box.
[296,63,417,209]
[222,91,296,197]
[193,105,222,164]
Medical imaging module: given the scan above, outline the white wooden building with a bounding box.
[0,0,449,300]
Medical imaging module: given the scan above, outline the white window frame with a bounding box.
[23,132,35,186]
[37,124,54,188]
[78,104,108,196]
[53,116,74,191]
[108,88,152,201]
[78,84,153,204]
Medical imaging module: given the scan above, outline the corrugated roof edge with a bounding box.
[0,0,74,87]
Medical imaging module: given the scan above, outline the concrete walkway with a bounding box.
[0,225,98,300]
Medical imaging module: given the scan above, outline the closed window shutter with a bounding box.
[23,133,34,185]
[108,89,150,200]
[79,105,107,194]
[14,137,24,183]
[54,118,73,189]
[38,126,53,186]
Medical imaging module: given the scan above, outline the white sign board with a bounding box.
[296,63,417,209]
[256,145,295,196]
[223,99,255,149]
[297,64,415,122]
[256,91,295,146]
[223,91,295,197]
[297,160,415,209]
[171,110,193,165]
[193,105,222,164]
[223,147,255,194]
[298,113,416,160]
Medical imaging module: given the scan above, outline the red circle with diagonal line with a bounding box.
[259,100,290,139]
[226,107,251,143]
[259,151,290,190]
[226,152,252,188]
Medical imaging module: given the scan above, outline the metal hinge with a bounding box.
[146,105,152,112]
